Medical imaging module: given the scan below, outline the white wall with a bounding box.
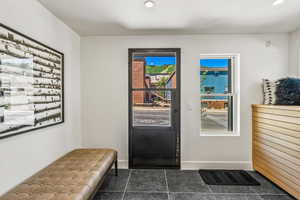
[0,0,81,195]
[289,28,300,76]
[81,34,289,169]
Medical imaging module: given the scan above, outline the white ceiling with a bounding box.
[38,0,300,36]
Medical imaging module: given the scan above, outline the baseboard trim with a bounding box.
[118,160,129,169]
[117,160,253,170]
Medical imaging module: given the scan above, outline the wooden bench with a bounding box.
[0,149,118,200]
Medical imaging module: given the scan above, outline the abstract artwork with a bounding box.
[0,23,64,139]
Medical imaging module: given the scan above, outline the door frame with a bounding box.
[128,48,181,169]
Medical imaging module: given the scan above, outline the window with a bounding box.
[200,55,239,135]
[131,53,177,127]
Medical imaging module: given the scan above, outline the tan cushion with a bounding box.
[1,149,117,200]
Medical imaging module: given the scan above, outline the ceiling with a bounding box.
[38,0,300,36]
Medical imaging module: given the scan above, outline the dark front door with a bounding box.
[128,48,181,169]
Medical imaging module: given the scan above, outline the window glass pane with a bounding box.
[200,59,230,94]
[132,90,171,127]
[132,52,176,89]
[201,95,231,131]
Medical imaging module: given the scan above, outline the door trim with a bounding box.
[128,48,181,169]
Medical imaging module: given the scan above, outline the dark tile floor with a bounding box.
[94,169,296,200]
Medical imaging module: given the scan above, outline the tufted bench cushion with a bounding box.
[0,149,118,200]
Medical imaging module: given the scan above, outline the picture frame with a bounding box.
[0,23,64,139]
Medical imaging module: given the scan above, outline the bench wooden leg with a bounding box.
[115,158,118,176]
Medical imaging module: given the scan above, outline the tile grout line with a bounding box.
[121,169,132,200]
[164,170,171,200]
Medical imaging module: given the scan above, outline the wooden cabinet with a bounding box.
[252,104,300,200]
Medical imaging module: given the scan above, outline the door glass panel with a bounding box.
[201,95,231,131]
[132,90,171,127]
[132,52,176,89]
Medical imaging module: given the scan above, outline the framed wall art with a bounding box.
[0,23,64,139]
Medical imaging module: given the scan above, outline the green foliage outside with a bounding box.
[157,77,168,87]
[146,64,175,74]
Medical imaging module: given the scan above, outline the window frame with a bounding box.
[199,54,240,136]
[298,48,300,77]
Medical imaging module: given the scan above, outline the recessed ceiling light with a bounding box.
[144,0,155,8]
[273,0,285,6]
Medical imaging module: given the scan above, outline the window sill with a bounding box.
[200,131,240,137]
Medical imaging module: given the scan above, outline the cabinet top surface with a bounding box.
[252,104,300,111]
